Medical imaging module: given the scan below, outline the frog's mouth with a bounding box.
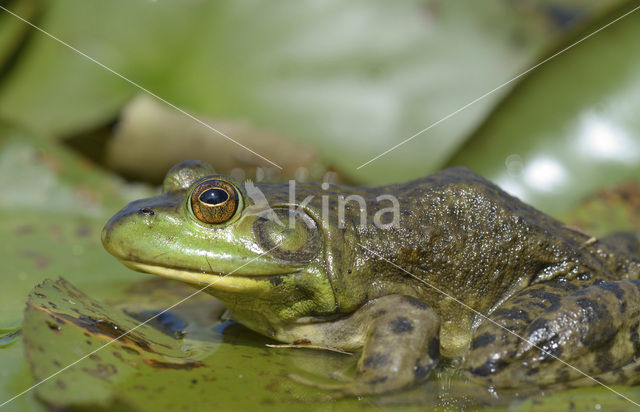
[120,260,291,293]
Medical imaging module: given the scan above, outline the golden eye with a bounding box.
[190,180,239,224]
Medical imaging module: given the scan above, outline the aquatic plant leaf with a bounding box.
[446,1,640,217]
[0,123,152,326]
[0,122,152,409]
[0,0,39,72]
[0,0,621,184]
[24,278,443,411]
[21,278,322,410]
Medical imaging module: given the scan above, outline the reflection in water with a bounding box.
[578,114,639,162]
[523,156,567,192]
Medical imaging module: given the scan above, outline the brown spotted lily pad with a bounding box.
[21,278,339,411]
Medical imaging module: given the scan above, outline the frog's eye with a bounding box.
[190,180,239,224]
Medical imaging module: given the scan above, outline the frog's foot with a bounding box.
[465,279,640,388]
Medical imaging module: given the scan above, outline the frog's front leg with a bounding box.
[466,279,640,387]
[289,295,440,396]
[349,295,441,395]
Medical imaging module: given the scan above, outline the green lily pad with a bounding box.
[446,0,640,217]
[0,123,152,409]
[0,0,40,72]
[0,0,621,184]
[0,123,152,326]
[21,278,361,411]
[23,278,215,409]
[0,340,45,412]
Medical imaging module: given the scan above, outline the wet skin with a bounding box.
[102,160,640,395]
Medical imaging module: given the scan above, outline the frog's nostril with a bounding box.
[138,207,155,217]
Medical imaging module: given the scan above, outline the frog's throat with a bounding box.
[121,260,281,293]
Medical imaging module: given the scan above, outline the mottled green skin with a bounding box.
[103,160,640,395]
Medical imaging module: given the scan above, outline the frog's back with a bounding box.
[341,167,640,315]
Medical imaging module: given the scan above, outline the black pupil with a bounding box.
[200,188,229,205]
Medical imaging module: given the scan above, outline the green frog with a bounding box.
[102,160,640,396]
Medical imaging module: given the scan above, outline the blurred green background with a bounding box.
[1,0,640,410]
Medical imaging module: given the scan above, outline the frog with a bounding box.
[102,159,640,396]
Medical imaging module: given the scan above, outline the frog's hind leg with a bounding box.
[465,279,640,388]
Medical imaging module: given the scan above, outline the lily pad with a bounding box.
[446,0,640,216]
[21,278,358,411]
[0,0,39,72]
[0,123,152,326]
[0,0,621,184]
[0,123,152,408]
[0,340,44,412]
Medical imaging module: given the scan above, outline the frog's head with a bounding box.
[102,160,337,336]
